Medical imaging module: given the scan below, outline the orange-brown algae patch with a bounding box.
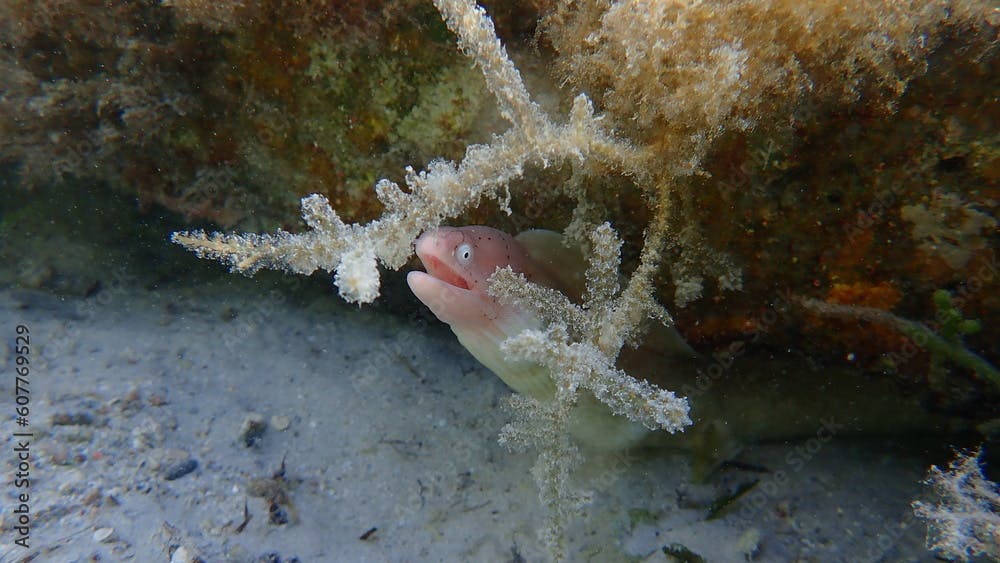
[801,281,913,370]
[680,311,760,347]
[826,281,902,310]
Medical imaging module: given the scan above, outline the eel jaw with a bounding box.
[407,270,484,326]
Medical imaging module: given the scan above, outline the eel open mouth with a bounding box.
[419,254,470,290]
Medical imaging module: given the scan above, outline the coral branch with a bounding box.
[488,267,589,332]
[432,0,545,136]
[498,395,590,562]
[489,221,691,433]
[913,448,1000,561]
[599,200,676,352]
[798,296,1000,388]
[173,0,637,305]
[501,323,690,433]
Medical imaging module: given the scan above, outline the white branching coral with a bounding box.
[173,0,690,558]
[489,222,690,434]
[503,323,689,431]
[498,394,592,559]
[173,0,637,305]
[913,448,1000,561]
[484,221,690,560]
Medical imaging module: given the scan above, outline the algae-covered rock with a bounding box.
[2,0,997,411]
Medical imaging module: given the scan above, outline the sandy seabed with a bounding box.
[0,276,940,562]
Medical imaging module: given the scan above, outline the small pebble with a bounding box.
[58,469,86,494]
[164,458,198,481]
[171,545,200,563]
[271,415,291,431]
[82,487,104,506]
[131,419,164,450]
[118,389,143,413]
[43,443,71,465]
[119,346,141,364]
[737,527,761,560]
[50,412,94,426]
[93,527,115,543]
[238,413,267,447]
[156,448,198,481]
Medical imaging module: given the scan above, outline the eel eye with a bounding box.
[456,243,473,265]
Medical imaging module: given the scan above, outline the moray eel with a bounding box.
[407,226,572,399]
[407,226,967,475]
[406,225,691,450]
